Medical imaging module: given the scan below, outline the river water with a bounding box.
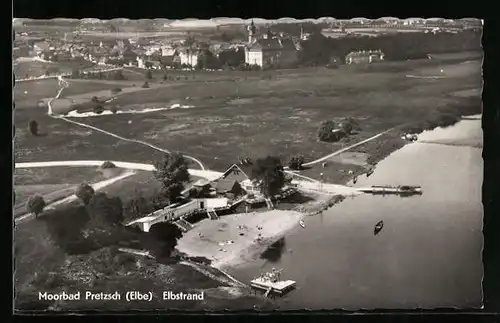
[229,116,483,310]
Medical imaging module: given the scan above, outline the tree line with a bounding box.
[298,29,482,66]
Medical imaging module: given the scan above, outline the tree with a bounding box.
[92,104,104,114]
[340,117,360,134]
[124,190,153,220]
[28,119,39,136]
[317,120,347,142]
[26,194,46,217]
[250,156,286,197]
[184,35,196,47]
[288,155,305,170]
[196,49,220,70]
[75,182,95,205]
[71,69,80,79]
[87,192,124,226]
[145,69,152,80]
[110,87,122,95]
[153,152,191,203]
[100,161,116,169]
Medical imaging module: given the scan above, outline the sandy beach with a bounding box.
[175,210,304,269]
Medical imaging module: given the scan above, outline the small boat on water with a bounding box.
[374,220,384,235]
[299,220,305,228]
[358,185,422,195]
[366,169,374,177]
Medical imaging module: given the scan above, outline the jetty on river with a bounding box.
[357,185,423,195]
[250,269,296,297]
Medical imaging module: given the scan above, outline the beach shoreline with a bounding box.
[175,209,304,270]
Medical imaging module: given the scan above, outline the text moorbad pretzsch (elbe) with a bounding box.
[38,291,155,302]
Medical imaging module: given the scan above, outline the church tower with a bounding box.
[247,20,256,44]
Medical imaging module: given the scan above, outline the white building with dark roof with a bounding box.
[244,21,299,69]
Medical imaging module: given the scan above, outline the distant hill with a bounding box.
[13,17,482,33]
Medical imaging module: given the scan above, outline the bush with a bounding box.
[75,183,95,205]
[110,87,122,95]
[341,117,361,134]
[317,120,347,142]
[92,105,104,114]
[124,190,153,220]
[142,81,150,88]
[28,119,39,136]
[100,161,116,169]
[26,194,46,216]
[288,155,305,170]
[87,192,124,226]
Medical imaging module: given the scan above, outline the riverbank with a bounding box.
[300,99,482,184]
[225,116,483,310]
[175,210,304,270]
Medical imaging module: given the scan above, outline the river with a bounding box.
[228,116,483,310]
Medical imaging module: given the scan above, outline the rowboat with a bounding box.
[374,220,384,235]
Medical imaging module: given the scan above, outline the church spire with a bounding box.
[247,20,256,44]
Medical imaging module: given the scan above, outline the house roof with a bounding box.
[162,48,177,56]
[214,179,240,193]
[249,38,296,51]
[346,50,384,58]
[221,164,250,179]
[34,41,50,51]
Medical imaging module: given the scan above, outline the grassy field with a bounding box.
[14,166,110,185]
[15,55,481,175]
[81,57,482,170]
[15,56,482,177]
[15,79,60,106]
[14,166,124,216]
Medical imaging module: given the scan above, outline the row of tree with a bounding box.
[70,69,126,80]
[299,29,482,66]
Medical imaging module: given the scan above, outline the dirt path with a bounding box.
[301,127,396,167]
[48,78,207,170]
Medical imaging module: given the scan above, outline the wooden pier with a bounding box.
[357,185,422,195]
[250,278,296,297]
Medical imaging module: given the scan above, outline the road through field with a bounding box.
[14,169,136,223]
[301,127,396,167]
[15,160,223,181]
